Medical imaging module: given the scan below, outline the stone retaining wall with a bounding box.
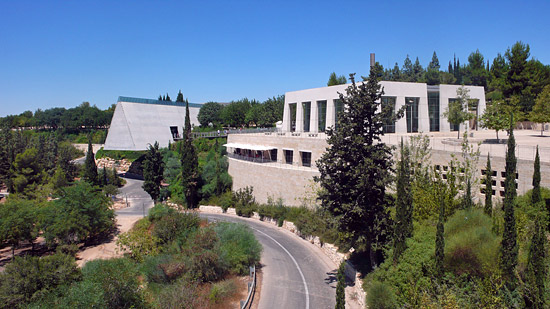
[199,205,366,308]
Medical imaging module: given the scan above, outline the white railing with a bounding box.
[240,265,256,309]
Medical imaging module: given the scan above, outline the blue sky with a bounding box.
[1,0,549,116]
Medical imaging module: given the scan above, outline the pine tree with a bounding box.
[500,114,518,288]
[181,100,200,208]
[83,139,98,186]
[176,90,184,102]
[142,141,165,201]
[484,154,493,216]
[158,95,162,101]
[448,61,453,74]
[393,138,413,262]
[525,146,546,308]
[435,195,445,277]
[335,261,346,309]
[111,168,120,187]
[316,71,394,269]
[101,166,108,187]
[165,93,171,101]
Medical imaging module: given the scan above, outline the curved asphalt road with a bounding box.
[201,213,337,309]
[115,177,155,217]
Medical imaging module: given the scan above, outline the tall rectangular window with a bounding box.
[270,149,277,162]
[381,96,396,133]
[334,99,344,130]
[284,149,293,165]
[448,99,460,131]
[289,103,297,132]
[406,97,419,133]
[468,99,479,130]
[317,100,327,132]
[302,102,311,132]
[300,151,312,167]
[428,92,440,132]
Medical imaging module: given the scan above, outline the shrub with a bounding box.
[156,279,201,309]
[215,222,262,275]
[116,218,160,262]
[366,281,398,309]
[46,280,107,308]
[220,191,234,212]
[0,253,81,308]
[148,203,176,222]
[209,278,237,304]
[234,186,257,217]
[140,254,173,284]
[152,212,200,245]
[444,209,500,278]
[82,258,145,309]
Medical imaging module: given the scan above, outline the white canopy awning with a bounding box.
[223,143,276,151]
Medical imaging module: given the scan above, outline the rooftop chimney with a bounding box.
[370,53,375,67]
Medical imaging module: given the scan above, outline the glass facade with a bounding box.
[289,103,297,132]
[317,100,327,132]
[334,99,344,130]
[381,96,396,133]
[300,151,311,167]
[448,99,460,131]
[302,102,311,132]
[428,92,440,132]
[406,97,419,133]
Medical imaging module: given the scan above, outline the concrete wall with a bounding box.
[227,133,326,206]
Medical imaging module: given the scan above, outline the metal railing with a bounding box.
[227,153,318,171]
[240,265,256,309]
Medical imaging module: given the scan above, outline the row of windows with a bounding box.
[283,149,312,167]
[288,99,345,133]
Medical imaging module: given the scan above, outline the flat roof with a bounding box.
[118,96,203,108]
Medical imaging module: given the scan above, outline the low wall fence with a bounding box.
[240,265,256,309]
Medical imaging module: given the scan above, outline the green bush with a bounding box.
[152,212,200,245]
[140,254,173,284]
[366,281,398,309]
[116,218,160,262]
[215,222,262,275]
[95,148,145,162]
[209,278,237,304]
[234,186,257,217]
[444,209,500,278]
[82,258,145,309]
[220,191,234,212]
[0,253,81,308]
[148,203,176,222]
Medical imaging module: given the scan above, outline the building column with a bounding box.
[296,102,304,133]
[310,101,318,133]
[326,99,336,129]
[395,96,407,133]
[282,101,291,132]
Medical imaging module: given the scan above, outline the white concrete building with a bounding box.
[104,96,201,151]
[282,82,486,135]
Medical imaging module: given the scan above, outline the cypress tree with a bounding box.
[335,261,346,309]
[435,195,445,277]
[393,138,412,262]
[532,146,541,205]
[83,139,98,186]
[181,99,200,208]
[176,90,184,102]
[142,141,165,202]
[101,166,108,187]
[526,146,546,308]
[484,154,493,216]
[463,178,473,209]
[499,114,518,288]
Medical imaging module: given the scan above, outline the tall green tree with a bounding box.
[197,102,224,127]
[402,55,414,82]
[463,179,473,209]
[83,139,98,186]
[316,71,394,268]
[335,261,346,309]
[426,51,440,85]
[484,155,493,216]
[176,90,184,103]
[142,142,165,202]
[412,57,424,82]
[390,62,401,81]
[393,139,413,262]
[499,114,518,289]
[464,49,488,89]
[525,146,547,308]
[10,148,45,196]
[181,100,200,208]
[0,199,39,259]
[530,85,550,136]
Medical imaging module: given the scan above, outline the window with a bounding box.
[300,151,312,167]
[284,149,293,165]
[170,126,179,139]
[317,100,327,132]
[302,102,311,132]
[428,92,440,132]
[289,103,297,132]
[381,96,396,133]
[270,149,277,162]
[334,99,344,130]
[405,97,419,133]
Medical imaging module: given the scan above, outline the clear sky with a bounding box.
[1,0,549,116]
